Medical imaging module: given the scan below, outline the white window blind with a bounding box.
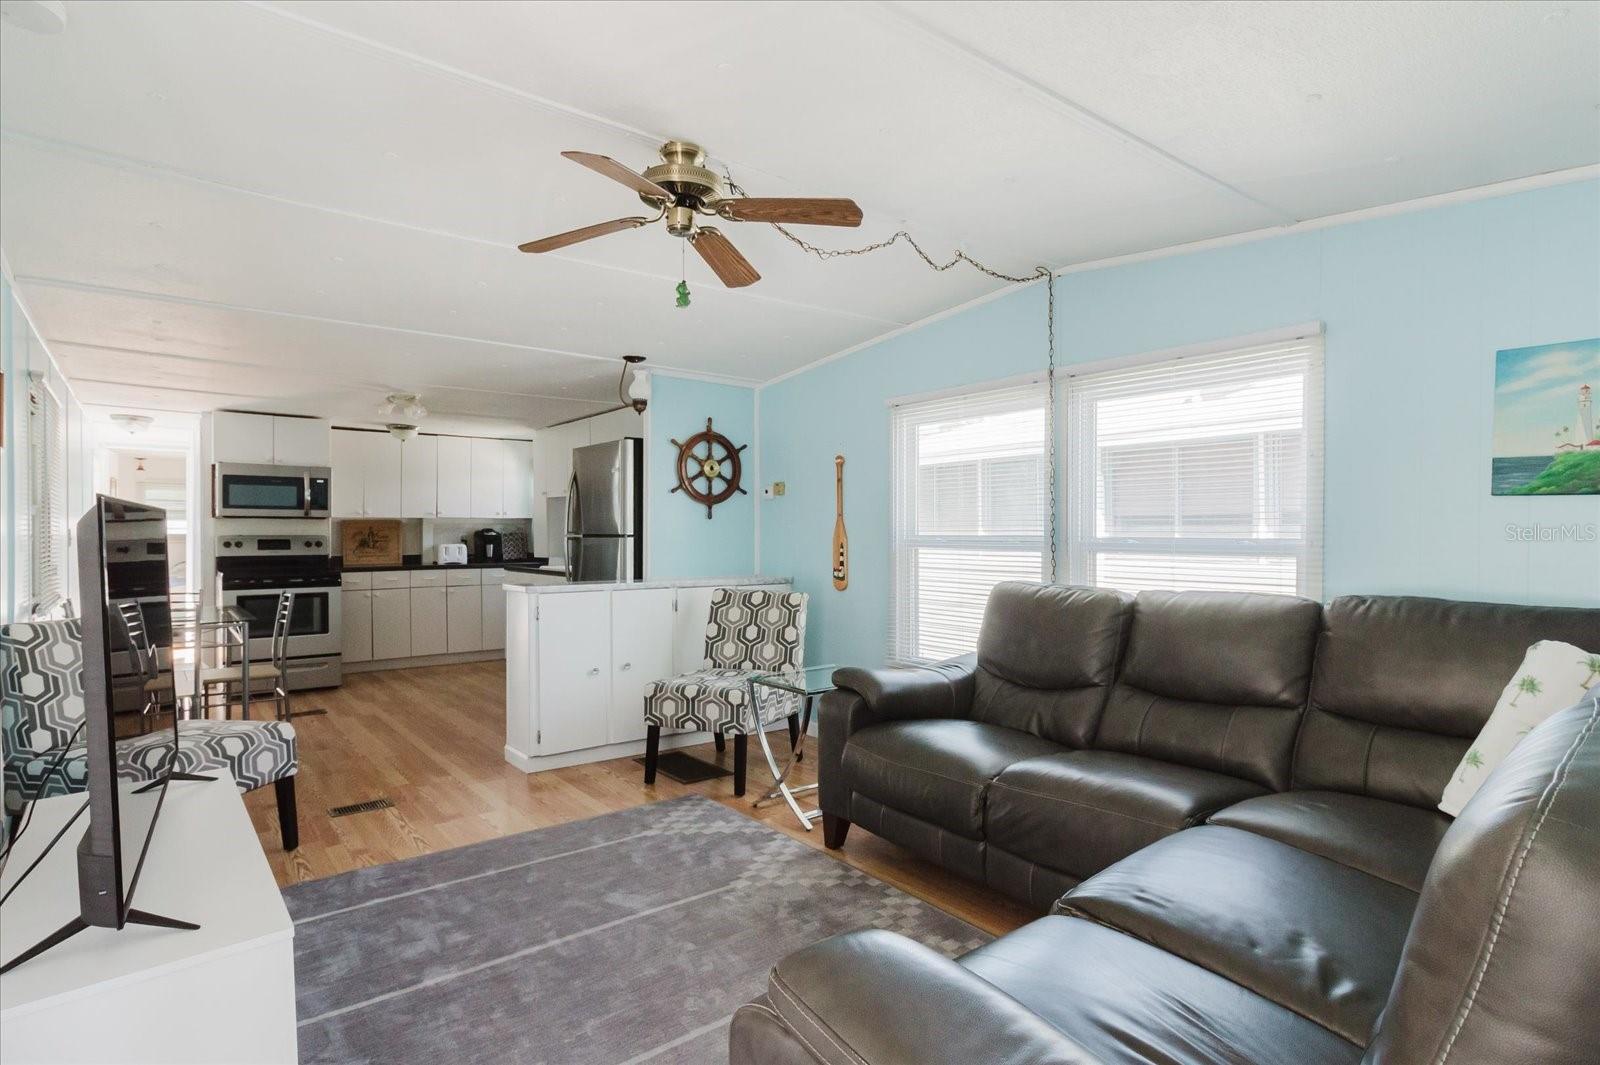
[28,376,69,615]
[1065,336,1323,598]
[890,379,1048,664]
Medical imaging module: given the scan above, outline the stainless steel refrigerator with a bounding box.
[565,437,644,582]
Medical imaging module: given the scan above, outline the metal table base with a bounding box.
[747,689,821,829]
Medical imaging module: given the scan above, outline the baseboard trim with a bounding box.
[504,720,794,774]
[346,650,505,673]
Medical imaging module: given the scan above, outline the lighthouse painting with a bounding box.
[1490,337,1600,495]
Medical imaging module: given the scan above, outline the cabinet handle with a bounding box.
[619,662,631,672]
[587,667,600,676]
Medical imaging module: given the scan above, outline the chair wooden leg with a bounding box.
[274,776,299,851]
[643,725,661,784]
[714,731,726,753]
[823,813,850,849]
[733,734,748,797]
[787,714,800,750]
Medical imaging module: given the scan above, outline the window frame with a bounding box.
[1063,328,1325,600]
[889,375,1050,665]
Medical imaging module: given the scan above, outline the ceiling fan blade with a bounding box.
[718,197,863,227]
[561,150,672,201]
[517,216,650,253]
[691,227,761,288]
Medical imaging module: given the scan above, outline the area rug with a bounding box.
[283,795,992,1065]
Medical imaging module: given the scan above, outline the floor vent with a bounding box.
[329,797,395,818]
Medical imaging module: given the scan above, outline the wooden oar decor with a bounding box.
[832,454,849,590]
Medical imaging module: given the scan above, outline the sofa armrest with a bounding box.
[759,929,1102,1065]
[832,653,977,724]
[818,655,977,818]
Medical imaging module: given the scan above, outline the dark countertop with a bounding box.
[337,555,549,573]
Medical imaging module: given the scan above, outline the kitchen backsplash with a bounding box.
[330,517,534,560]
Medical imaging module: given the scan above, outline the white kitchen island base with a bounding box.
[504,575,792,772]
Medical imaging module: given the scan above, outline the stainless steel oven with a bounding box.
[215,535,342,689]
[213,463,331,518]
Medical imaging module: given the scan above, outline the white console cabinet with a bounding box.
[504,577,791,772]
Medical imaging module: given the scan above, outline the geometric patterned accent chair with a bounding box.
[642,587,807,797]
[1,618,301,850]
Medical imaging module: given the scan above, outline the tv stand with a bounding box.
[0,775,296,1063]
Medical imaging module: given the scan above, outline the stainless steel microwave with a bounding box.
[213,463,332,518]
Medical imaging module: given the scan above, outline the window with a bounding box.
[1066,335,1323,598]
[27,375,69,615]
[890,380,1048,663]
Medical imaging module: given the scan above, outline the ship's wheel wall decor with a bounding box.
[671,417,748,518]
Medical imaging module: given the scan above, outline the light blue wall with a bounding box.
[759,179,1600,668]
[647,373,757,578]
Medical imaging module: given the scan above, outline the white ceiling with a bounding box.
[2,0,1596,433]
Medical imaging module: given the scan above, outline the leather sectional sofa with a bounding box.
[729,585,1600,1064]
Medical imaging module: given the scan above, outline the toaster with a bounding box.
[434,543,468,566]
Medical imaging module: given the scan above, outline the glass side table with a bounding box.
[748,665,840,830]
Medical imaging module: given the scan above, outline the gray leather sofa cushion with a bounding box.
[971,582,1133,747]
[1295,595,1600,807]
[987,750,1266,880]
[1061,825,1418,1045]
[765,928,1101,1065]
[960,916,1361,1065]
[841,720,1062,839]
[1094,590,1322,789]
[1209,790,1450,892]
[1364,693,1600,1065]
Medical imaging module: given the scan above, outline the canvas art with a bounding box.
[1491,338,1600,495]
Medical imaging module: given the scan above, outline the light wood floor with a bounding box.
[243,660,1036,937]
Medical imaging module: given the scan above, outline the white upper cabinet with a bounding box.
[362,432,403,517]
[213,411,275,464]
[330,429,366,516]
[272,417,331,465]
[436,436,472,518]
[470,437,504,518]
[400,434,439,517]
[501,440,533,519]
[542,420,590,499]
[213,411,331,465]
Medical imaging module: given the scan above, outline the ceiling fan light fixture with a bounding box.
[381,392,427,421]
[387,423,419,443]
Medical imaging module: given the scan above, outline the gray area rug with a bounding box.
[283,795,992,1065]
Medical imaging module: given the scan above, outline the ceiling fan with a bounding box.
[517,140,863,288]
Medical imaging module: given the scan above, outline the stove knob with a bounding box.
[304,540,313,548]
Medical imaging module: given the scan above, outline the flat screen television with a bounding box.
[0,495,198,974]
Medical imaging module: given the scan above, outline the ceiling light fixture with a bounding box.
[379,392,428,420]
[109,413,154,436]
[0,0,67,34]
[618,356,650,414]
[386,423,418,443]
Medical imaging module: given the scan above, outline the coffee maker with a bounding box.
[471,528,502,563]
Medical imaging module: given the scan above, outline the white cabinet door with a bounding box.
[371,588,412,660]
[672,585,720,673]
[362,432,404,517]
[501,440,533,518]
[470,438,504,518]
[212,411,275,464]
[435,436,472,518]
[535,591,610,754]
[400,434,438,517]
[546,421,588,501]
[330,429,367,517]
[588,408,641,445]
[481,581,506,651]
[447,585,484,652]
[341,589,373,663]
[410,586,447,656]
[608,587,674,744]
[272,417,330,465]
